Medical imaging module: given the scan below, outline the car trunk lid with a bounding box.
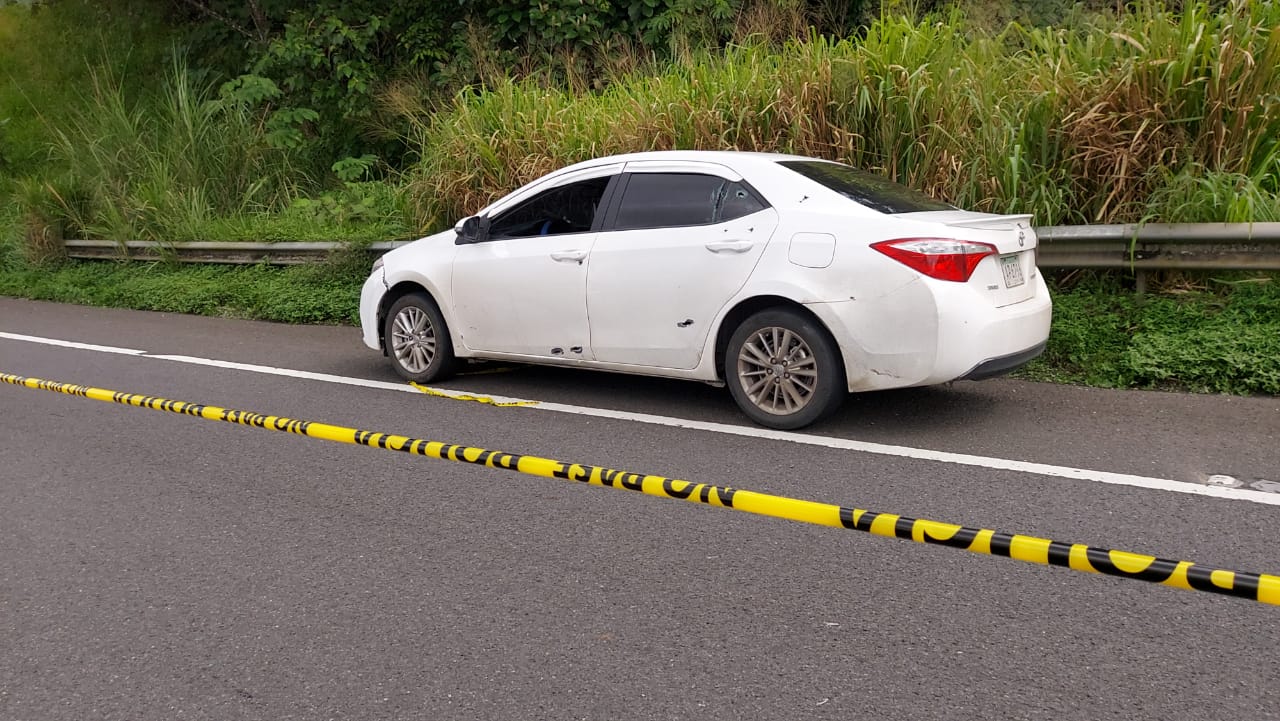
[893,211,1039,307]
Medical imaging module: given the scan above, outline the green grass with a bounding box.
[0,259,365,325]
[40,58,320,241]
[0,202,368,324]
[6,57,416,244]
[1019,274,1280,395]
[0,198,21,271]
[1,6,415,246]
[0,0,172,177]
[185,182,416,243]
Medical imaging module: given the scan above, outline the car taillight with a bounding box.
[870,238,998,282]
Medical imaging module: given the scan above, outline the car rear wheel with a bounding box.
[725,308,845,429]
[385,292,457,383]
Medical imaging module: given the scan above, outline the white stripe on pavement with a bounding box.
[0,331,146,356]
[5,331,1279,507]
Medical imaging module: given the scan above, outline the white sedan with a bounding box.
[360,151,1051,429]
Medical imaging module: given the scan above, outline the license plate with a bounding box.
[1001,254,1025,288]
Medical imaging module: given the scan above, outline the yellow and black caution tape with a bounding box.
[409,382,538,407]
[4,371,1278,607]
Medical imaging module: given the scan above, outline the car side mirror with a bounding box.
[454,215,487,244]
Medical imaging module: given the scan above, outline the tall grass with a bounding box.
[37,58,314,241]
[0,0,171,177]
[10,0,1278,242]
[403,0,1280,228]
[0,199,23,272]
[1029,0,1280,222]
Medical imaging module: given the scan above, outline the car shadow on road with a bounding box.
[374,359,1004,436]
[830,384,1003,433]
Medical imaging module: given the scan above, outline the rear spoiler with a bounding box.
[941,213,1034,230]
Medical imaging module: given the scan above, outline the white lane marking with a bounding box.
[0,331,146,356]
[146,355,535,404]
[526,401,1280,506]
[5,331,1279,507]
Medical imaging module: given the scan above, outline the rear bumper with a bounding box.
[923,272,1053,385]
[957,340,1046,380]
[807,272,1052,392]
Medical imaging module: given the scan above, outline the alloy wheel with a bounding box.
[391,306,437,374]
[736,326,819,415]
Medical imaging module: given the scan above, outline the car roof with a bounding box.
[476,150,851,218]
[558,149,818,173]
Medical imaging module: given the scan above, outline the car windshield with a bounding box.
[778,160,954,214]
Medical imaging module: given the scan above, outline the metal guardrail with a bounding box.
[62,239,408,265]
[1035,223,1280,270]
[63,223,1280,271]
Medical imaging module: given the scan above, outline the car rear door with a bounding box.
[586,161,778,369]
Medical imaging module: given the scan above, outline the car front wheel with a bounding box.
[725,308,845,429]
[384,292,457,383]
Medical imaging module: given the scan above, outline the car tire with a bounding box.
[724,308,846,430]
[384,292,458,383]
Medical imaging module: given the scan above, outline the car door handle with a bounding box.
[550,249,588,263]
[705,240,754,254]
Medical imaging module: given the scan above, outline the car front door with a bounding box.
[451,165,620,359]
[586,163,778,369]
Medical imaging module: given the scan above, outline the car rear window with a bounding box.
[778,160,954,214]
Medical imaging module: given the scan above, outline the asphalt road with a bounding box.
[1,296,1277,721]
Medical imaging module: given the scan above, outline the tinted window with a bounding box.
[615,173,725,230]
[488,176,611,239]
[718,180,767,221]
[778,160,954,214]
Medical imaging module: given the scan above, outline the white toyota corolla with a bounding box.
[360,151,1051,429]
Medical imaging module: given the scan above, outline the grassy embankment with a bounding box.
[1,1,1276,393]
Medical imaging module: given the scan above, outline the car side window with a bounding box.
[614,173,726,231]
[487,176,611,239]
[613,173,768,230]
[716,180,766,222]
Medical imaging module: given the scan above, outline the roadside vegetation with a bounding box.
[0,0,1276,396]
[1024,273,1280,395]
[406,3,1280,228]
